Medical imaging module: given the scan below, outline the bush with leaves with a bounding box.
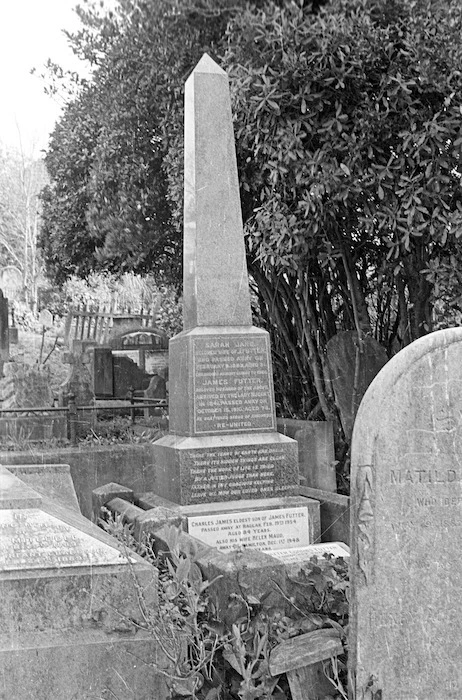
[39,0,261,286]
[220,0,462,426]
[99,514,349,700]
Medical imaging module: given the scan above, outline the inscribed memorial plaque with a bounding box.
[192,335,275,434]
[182,442,297,503]
[268,542,349,564]
[0,509,130,570]
[188,506,310,552]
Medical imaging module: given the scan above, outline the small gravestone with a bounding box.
[93,346,114,396]
[277,418,337,491]
[327,330,388,440]
[350,328,462,698]
[0,266,22,302]
[145,372,167,417]
[145,373,167,401]
[38,308,53,328]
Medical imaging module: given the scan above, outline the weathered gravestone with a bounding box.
[327,330,388,441]
[0,465,165,699]
[350,327,462,699]
[277,418,337,491]
[151,54,298,505]
[93,346,114,396]
[0,266,22,306]
[38,308,53,329]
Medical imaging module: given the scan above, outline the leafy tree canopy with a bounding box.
[40,0,270,285]
[216,0,462,432]
[226,0,462,338]
[40,0,462,465]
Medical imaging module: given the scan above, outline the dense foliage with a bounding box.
[223,0,462,421]
[39,0,256,285]
[40,0,462,462]
[100,515,349,700]
[39,271,183,336]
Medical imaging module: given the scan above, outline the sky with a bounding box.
[0,0,86,156]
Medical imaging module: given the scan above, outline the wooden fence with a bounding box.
[63,302,159,346]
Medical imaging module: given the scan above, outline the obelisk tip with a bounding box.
[192,53,227,76]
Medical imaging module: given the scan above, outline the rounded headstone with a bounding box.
[39,309,53,328]
[0,266,22,300]
[350,327,462,698]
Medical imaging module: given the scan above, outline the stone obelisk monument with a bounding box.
[152,54,298,505]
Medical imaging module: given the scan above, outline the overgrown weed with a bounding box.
[99,512,349,699]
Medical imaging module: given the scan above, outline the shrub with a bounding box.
[99,516,349,699]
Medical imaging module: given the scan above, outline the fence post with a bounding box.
[68,393,77,445]
[63,309,73,347]
[129,386,135,424]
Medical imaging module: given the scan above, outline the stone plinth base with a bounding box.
[151,432,298,505]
